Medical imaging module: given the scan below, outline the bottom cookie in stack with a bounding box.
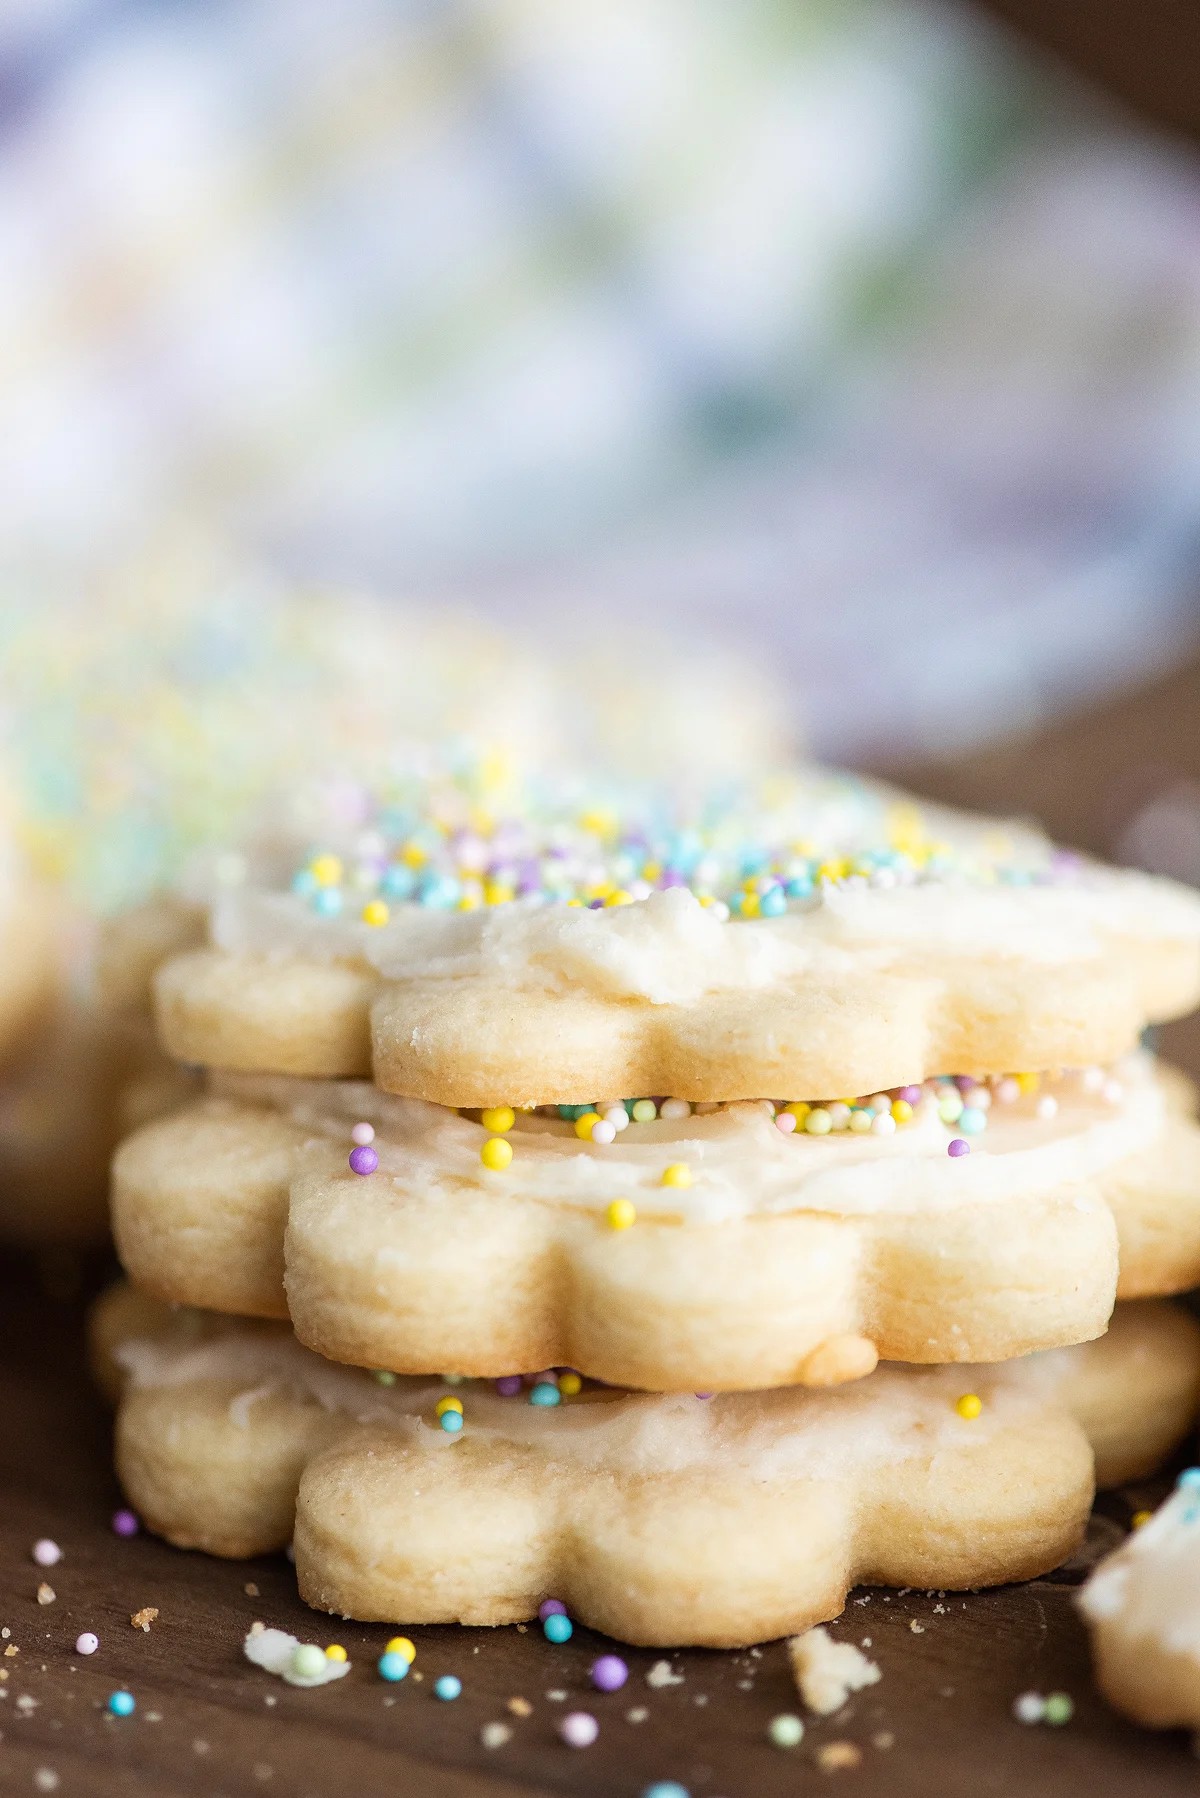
[92,1285,1200,1650]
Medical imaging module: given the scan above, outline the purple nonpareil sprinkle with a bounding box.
[539,1599,567,1621]
[495,1375,522,1397]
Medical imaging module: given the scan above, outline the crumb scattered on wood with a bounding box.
[244,1583,260,1598]
[5,1644,19,1657]
[480,1722,511,1749]
[36,1586,55,1606]
[788,1627,881,1716]
[646,1659,683,1688]
[131,1608,159,1632]
[818,1741,862,1772]
[626,1706,649,1723]
[506,1696,532,1718]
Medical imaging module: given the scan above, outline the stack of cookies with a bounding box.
[98,762,1200,1647]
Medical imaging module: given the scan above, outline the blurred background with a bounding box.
[1,0,1199,883]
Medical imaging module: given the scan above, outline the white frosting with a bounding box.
[1079,1483,1200,1657]
[116,1315,1081,1483]
[243,1624,350,1686]
[209,870,1200,1006]
[209,1053,1163,1225]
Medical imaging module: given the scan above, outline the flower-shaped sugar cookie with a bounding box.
[111,1054,1200,1392]
[92,1287,1200,1649]
[153,767,1200,1103]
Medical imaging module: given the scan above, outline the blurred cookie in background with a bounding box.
[0,533,797,1245]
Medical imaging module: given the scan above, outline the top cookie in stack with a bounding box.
[120,760,1200,1394]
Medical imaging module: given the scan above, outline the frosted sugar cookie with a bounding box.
[1079,1469,1200,1731]
[91,1287,1200,1649]
[153,765,1200,1100]
[111,1054,1200,1391]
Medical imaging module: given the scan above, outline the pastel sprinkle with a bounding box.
[591,1655,628,1691]
[75,1633,99,1656]
[1043,1692,1074,1726]
[480,1107,515,1134]
[32,1540,61,1567]
[290,1644,327,1680]
[386,1637,417,1662]
[538,1599,567,1620]
[378,1651,410,1682]
[495,1375,523,1397]
[1013,1691,1046,1724]
[661,1163,692,1189]
[480,1138,513,1172]
[955,1393,983,1420]
[351,1121,375,1146]
[111,1510,139,1537]
[439,1409,465,1434]
[947,1138,970,1158]
[107,1691,135,1717]
[643,1786,690,1798]
[434,1675,463,1701]
[529,1382,561,1407]
[768,1713,805,1748]
[559,1372,583,1396]
[543,1613,573,1644]
[324,1644,347,1662]
[348,1144,378,1176]
[435,1395,464,1418]
[606,1198,637,1230]
[560,1711,599,1747]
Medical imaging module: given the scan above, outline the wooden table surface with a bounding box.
[4,650,1200,1797]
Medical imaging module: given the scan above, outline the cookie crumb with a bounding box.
[4,1644,19,1657]
[481,1722,511,1749]
[788,1627,881,1716]
[818,1741,862,1772]
[646,1660,683,1688]
[626,1706,649,1723]
[546,1689,567,1703]
[909,1620,924,1634]
[506,1696,533,1718]
[34,1771,59,1792]
[244,1583,260,1598]
[253,1764,274,1781]
[131,1608,159,1632]
[872,1730,895,1749]
[36,1585,56,1607]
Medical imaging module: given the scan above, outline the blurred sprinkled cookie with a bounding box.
[90,1286,1200,1649]
[111,1054,1200,1390]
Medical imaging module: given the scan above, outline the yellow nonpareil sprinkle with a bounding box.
[955,1393,983,1420]
[1132,1510,1153,1530]
[480,1138,513,1172]
[661,1163,692,1189]
[480,1107,515,1134]
[401,842,427,869]
[559,1373,582,1397]
[386,1637,416,1663]
[310,854,343,887]
[606,1198,637,1230]
[325,1644,348,1662]
[574,1112,601,1141]
[435,1395,464,1418]
[361,899,389,926]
